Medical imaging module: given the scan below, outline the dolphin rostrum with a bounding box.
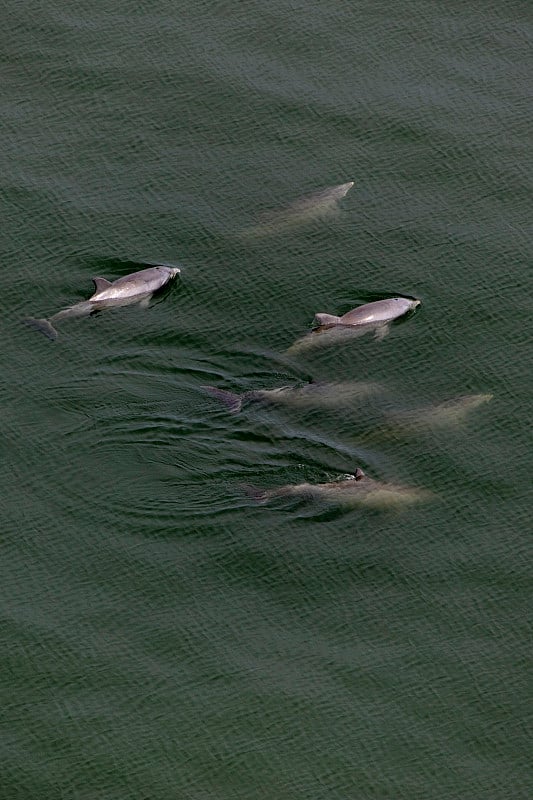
[242,181,354,237]
[244,468,432,509]
[286,297,421,355]
[204,380,384,414]
[25,265,181,340]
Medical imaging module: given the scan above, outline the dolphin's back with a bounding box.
[340,298,415,326]
[90,267,175,302]
[254,474,432,508]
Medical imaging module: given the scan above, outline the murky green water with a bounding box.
[2,1,531,797]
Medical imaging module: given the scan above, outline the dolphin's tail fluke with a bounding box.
[25,300,95,340]
[24,317,59,341]
[203,386,243,414]
[240,483,268,503]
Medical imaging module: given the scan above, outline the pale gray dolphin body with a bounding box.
[286,297,421,355]
[204,380,384,414]
[245,468,432,509]
[242,181,354,237]
[26,266,180,340]
[384,394,493,432]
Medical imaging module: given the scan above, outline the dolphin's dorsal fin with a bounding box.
[314,312,340,327]
[92,277,112,292]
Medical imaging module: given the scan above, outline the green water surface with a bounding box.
[1,1,531,798]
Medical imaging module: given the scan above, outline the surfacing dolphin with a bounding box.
[286,297,421,355]
[241,181,354,237]
[25,266,181,340]
[203,380,384,414]
[244,468,432,509]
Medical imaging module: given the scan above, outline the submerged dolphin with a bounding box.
[286,297,420,355]
[383,394,493,432]
[204,380,384,414]
[242,181,354,237]
[245,468,432,509]
[25,266,180,340]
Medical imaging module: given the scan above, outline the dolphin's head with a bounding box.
[339,181,355,196]
[157,266,181,278]
[326,181,354,201]
[402,298,421,313]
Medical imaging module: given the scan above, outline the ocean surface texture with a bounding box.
[1,1,531,798]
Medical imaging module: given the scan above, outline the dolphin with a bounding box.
[241,181,354,237]
[383,394,493,432]
[244,468,432,509]
[286,297,421,354]
[25,266,181,340]
[203,380,384,414]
